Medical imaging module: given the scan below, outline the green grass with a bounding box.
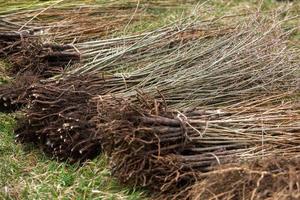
[0,61,11,84]
[0,0,299,199]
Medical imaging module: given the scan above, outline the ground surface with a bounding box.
[0,0,299,199]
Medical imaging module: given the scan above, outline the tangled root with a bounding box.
[91,95,198,197]
[0,31,80,78]
[0,31,81,112]
[187,157,300,200]
[0,73,38,112]
[14,74,110,163]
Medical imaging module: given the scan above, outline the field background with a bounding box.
[0,0,299,199]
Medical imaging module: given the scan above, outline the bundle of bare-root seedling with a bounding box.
[91,93,300,198]
[14,74,114,163]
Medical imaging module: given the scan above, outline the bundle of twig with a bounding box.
[92,93,299,197]
[92,95,199,195]
[14,74,115,163]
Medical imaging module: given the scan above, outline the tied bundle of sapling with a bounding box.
[93,92,300,199]
[15,74,111,163]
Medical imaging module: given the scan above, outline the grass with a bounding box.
[0,61,11,84]
[0,0,299,199]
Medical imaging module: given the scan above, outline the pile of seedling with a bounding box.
[0,3,300,200]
